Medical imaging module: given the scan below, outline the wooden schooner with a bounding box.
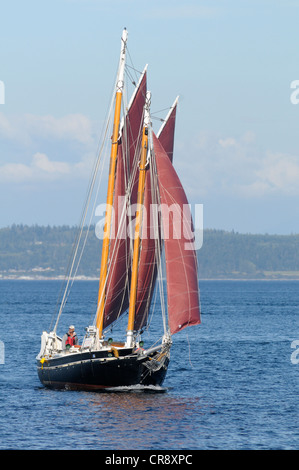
[36,29,201,391]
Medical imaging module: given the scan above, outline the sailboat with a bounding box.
[36,29,201,391]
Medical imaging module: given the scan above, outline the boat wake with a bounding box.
[102,384,168,393]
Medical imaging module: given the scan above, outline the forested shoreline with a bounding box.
[1,224,299,280]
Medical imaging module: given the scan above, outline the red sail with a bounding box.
[103,70,147,329]
[133,168,159,330]
[153,133,201,335]
[156,97,178,163]
[134,100,178,331]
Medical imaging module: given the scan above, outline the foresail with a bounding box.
[103,69,147,329]
[153,134,201,335]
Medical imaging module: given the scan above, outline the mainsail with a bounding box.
[134,99,179,331]
[102,89,200,335]
[153,133,201,334]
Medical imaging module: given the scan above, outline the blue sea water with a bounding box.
[0,279,298,450]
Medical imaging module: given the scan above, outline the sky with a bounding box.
[1,0,299,234]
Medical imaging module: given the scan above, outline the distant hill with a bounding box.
[0,225,299,280]
[198,229,299,279]
[0,224,100,280]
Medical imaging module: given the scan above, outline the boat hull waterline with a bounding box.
[37,346,170,391]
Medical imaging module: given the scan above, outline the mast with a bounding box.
[126,91,151,347]
[96,28,128,336]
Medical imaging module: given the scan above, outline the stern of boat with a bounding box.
[36,331,62,360]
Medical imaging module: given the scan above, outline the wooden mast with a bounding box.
[96,28,128,336]
[126,91,151,347]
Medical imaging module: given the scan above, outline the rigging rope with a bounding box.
[52,79,116,333]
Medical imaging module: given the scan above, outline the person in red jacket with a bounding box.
[62,325,79,350]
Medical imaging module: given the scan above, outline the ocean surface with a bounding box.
[0,279,298,450]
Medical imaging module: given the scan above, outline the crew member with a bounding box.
[62,325,79,350]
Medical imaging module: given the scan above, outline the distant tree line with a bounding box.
[0,224,100,277]
[0,225,299,279]
[198,229,299,278]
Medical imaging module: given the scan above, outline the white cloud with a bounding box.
[179,130,299,199]
[0,162,34,183]
[219,137,237,148]
[23,113,95,145]
[0,151,97,183]
[255,152,299,194]
[0,112,99,183]
[0,112,19,140]
[0,152,72,182]
[0,112,96,146]
[32,153,70,175]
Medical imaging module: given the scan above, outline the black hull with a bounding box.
[37,348,169,391]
